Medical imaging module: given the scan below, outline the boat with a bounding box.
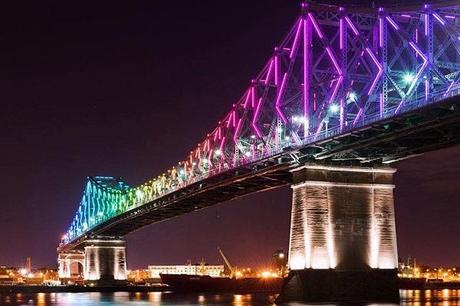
[160,273,283,293]
[160,247,283,293]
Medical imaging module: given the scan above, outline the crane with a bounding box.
[217,247,235,278]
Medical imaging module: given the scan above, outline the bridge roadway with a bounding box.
[59,94,460,253]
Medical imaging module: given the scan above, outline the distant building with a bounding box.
[148,263,224,279]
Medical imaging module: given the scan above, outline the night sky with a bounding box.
[0,1,459,270]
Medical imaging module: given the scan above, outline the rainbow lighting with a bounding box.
[61,2,460,249]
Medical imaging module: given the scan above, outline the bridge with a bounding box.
[58,1,460,302]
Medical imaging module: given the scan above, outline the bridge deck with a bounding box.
[59,95,460,252]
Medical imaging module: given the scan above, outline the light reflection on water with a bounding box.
[0,290,458,305]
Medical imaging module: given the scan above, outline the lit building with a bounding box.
[148,263,224,279]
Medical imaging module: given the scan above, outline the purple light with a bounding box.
[265,59,274,85]
[339,99,344,131]
[308,13,324,39]
[379,93,384,118]
[379,17,384,48]
[326,47,343,104]
[432,13,446,25]
[365,47,383,95]
[401,14,411,18]
[252,97,263,137]
[353,108,363,126]
[326,47,341,74]
[339,18,344,49]
[425,79,429,101]
[275,73,288,123]
[424,14,429,36]
[290,19,303,59]
[444,80,455,97]
[313,120,324,141]
[385,16,399,30]
[445,15,456,20]
[345,16,359,36]
[395,42,428,113]
[303,18,310,136]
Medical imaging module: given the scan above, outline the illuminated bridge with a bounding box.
[58,1,460,301]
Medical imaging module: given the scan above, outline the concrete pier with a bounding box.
[84,238,127,286]
[278,165,399,303]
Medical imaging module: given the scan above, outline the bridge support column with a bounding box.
[278,165,399,303]
[58,250,85,279]
[83,237,127,286]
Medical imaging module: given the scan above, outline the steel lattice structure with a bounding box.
[61,1,460,248]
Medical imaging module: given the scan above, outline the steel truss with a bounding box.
[61,1,460,248]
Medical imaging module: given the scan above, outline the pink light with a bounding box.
[274,55,279,86]
[243,90,251,109]
[290,19,303,59]
[432,13,446,25]
[385,16,399,30]
[308,13,324,39]
[252,97,263,137]
[232,110,236,127]
[265,59,274,85]
[275,73,288,123]
[345,16,359,36]
[251,86,256,108]
[226,112,232,128]
[233,118,242,143]
[219,136,226,152]
[365,47,383,95]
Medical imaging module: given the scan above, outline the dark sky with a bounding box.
[0,1,458,270]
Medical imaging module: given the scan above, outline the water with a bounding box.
[0,290,459,305]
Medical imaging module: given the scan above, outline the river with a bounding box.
[0,290,459,305]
